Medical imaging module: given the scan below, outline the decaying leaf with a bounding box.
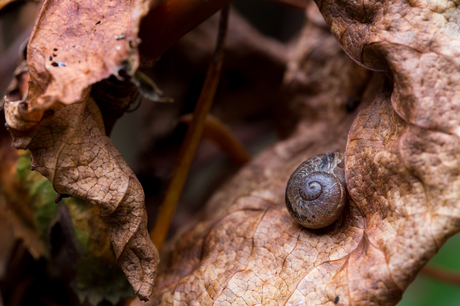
[0,147,134,304]
[3,0,161,300]
[68,198,134,305]
[4,92,158,300]
[131,5,373,305]
[323,0,460,301]
[131,1,460,305]
[26,0,155,110]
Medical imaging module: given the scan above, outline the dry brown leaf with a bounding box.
[4,93,159,300]
[132,1,460,305]
[131,5,373,305]
[328,0,460,301]
[7,0,156,130]
[27,0,153,108]
[3,0,160,300]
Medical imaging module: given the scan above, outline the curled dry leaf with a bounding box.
[134,2,460,305]
[5,0,158,128]
[132,5,372,305]
[1,147,135,304]
[27,0,153,109]
[4,0,160,300]
[66,196,135,305]
[4,93,159,300]
[317,0,460,302]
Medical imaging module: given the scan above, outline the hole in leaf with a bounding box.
[51,61,67,67]
[19,102,27,110]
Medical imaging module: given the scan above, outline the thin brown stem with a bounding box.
[179,114,251,167]
[421,265,460,286]
[150,6,230,252]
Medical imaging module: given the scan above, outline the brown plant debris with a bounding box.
[133,1,460,305]
[131,4,372,305]
[27,0,152,109]
[179,113,251,167]
[150,6,230,252]
[4,92,159,300]
[3,0,160,301]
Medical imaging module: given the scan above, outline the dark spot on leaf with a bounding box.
[44,109,55,118]
[51,61,67,67]
[334,296,339,304]
[19,102,27,110]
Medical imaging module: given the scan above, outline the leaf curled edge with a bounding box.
[26,0,155,111]
[4,94,159,301]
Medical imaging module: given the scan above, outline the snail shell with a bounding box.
[285,152,346,229]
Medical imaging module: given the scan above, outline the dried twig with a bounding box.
[150,6,230,251]
[421,265,460,286]
[179,114,251,167]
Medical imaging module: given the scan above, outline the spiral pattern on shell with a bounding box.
[285,152,347,229]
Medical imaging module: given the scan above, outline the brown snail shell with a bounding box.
[285,152,346,229]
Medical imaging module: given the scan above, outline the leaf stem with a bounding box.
[421,265,460,286]
[150,6,230,252]
[178,114,251,167]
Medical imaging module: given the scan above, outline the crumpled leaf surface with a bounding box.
[132,5,370,305]
[3,0,159,300]
[27,0,152,109]
[5,93,158,300]
[134,2,460,305]
[1,148,134,304]
[69,195,135,305]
